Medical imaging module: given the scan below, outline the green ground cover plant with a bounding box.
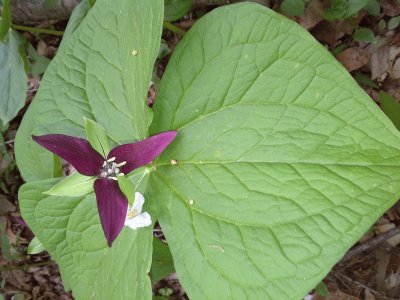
[4,0,400,299]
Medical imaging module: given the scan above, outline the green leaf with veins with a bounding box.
[15,0,163,181]
[0,30,27,126]
[388,16,400,30]
[365,0,380,16]
[19,171,153,299]
[27,236,45,254]
[16,0,163,298]
[117,175,136,206]
[44,172,95,196]
[323,0,369,20]
[149,3,400,299]
[85,118,110,156]
[353,27,375,43]
[61,0,91,45]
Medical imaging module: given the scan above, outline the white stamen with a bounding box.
[107,157,116,162]
[117,173,125,176]
[115,167,120,173]
[109,176,118,181]
[117,161,127,167]
[102,161,106,167]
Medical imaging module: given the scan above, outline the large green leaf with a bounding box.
[15,0,163,298]
[149,3,400,299]
[0,30,27,126]
[19,175,153,299]
[15,0,163,181]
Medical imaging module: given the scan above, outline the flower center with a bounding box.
[127,209,138,219]
[100,157,126,180]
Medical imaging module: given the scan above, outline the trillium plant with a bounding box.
[15,0,400,299]
[32,130,176,246]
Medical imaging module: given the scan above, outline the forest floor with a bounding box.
[1,1,400,299]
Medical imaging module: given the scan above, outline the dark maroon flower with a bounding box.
[32,131,177,246]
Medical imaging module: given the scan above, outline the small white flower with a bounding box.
[125,192,152,230]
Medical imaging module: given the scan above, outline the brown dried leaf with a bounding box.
[375,223,395,234]
[298,0,326,30]
[381,0,400,17]
[383,79,400,100]
[36,40,47,56]
[370,44,390,80]
[7,269,32,290]
[389,54,400,79]
[337,47,370,72]
[383,268,400,297]
[364,289,375,300]
[311,21,337,46]
[368,34,400,80]
[312,15,364,47]
[0,195,16,215]
[387,233,400,247]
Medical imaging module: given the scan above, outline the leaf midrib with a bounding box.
[155,160,400,168]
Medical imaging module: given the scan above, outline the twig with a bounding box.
[0,139,15,146]
[0,260,55,272]
[11,24,64,36]
[175,19,196,29]
[342,227,400,262]
[163,21,186,36]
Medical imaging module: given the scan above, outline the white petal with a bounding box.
[132,192,145,213]
[125,212,152,230]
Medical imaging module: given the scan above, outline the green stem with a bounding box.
[163,21,186,36]
[11,24,64,36]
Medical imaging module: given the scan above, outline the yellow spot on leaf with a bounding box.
[208,244,225,253]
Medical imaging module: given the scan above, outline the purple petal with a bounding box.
[107,131,177,174]
[32,134,104,176]
[94,178,128,247]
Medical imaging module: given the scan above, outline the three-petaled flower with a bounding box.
[32,131,176,246]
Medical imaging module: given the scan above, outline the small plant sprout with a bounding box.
[32,131,176,246]
[124,192,152,230]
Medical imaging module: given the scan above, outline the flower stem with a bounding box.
[11,24,64,36]
[163,21,186,36]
